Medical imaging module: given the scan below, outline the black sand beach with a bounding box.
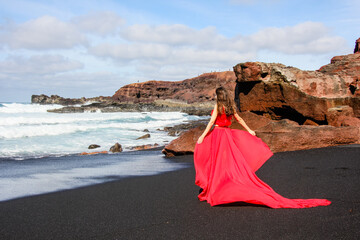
[0,146,359,240]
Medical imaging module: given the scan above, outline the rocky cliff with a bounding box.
[112,71,236,103]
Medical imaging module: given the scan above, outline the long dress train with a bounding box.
[194,126,331,208]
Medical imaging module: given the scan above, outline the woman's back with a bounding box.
[212,109,232,127]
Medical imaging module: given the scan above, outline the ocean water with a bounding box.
[0,102,205,201]
[0,102,207,160]
[0,150,190,202]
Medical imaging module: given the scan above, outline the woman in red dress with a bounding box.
[194,87,331,208]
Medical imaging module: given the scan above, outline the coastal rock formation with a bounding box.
[46,100,213,115]
[31,94,111,105]
[162,126,205,157]
[112,71,236,103]
[162,112,360,157]
[233,53,360,124]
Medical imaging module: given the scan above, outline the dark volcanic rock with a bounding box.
[47,101,213,115]
[88,144,100,149]
[109,143,123,153]
[163,119,209,137]
[162,126,205,157]
[31,94,112,105]
[136,134,150,140]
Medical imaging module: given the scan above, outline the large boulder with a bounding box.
[233,53,360,124]
[162,126,205,157]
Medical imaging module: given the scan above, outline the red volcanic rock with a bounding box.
[326,106,360,127]
[318,53,360,97]
[230,111,272,131]
[162,126,205,157]
[303,119,319,126]
[233,54,360,123]
[112,71,236,104]
[130,143,159,151]
[256,120,360,153]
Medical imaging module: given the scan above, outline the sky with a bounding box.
[0,0,359,102]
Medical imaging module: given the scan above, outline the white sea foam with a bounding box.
[0,102,62,113]
[0,102,208,159]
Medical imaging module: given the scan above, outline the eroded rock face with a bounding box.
[233,54,360,123]
[256,120,360,152]
[112,71,236,104]
[326,106,360,127]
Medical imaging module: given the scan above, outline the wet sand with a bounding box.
[0,145,359,239]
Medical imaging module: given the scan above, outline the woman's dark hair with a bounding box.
[216,87,236,115]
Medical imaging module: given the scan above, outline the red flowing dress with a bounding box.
[194,111,331,208]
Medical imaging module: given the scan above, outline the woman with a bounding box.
[194,87,331,208]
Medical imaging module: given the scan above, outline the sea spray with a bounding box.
[0,103,208,160]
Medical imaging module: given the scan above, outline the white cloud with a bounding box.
[121,24,220,46]
[89,21,345,74]
[250,21,348,54]
[0,54,84,75]
[72,11,125,36]
[89,43,171,60]
[1,16,87,50]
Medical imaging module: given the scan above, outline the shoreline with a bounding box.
[0,145,359,239]
[0,149,190,202]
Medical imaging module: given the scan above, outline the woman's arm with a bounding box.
[197,105,218,144]
[234,113,256,136]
